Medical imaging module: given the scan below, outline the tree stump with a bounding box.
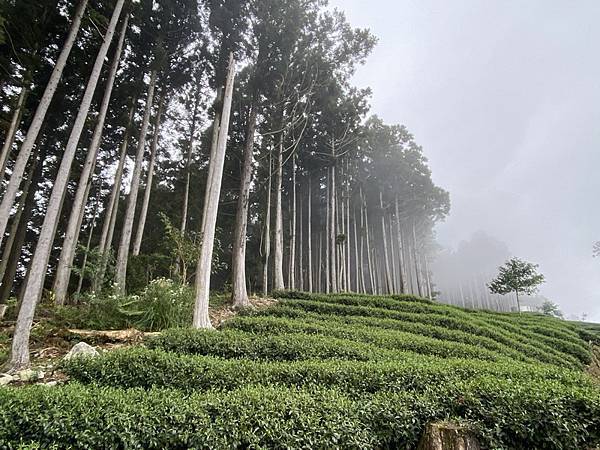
[417,422,481,450]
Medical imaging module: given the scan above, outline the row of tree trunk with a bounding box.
[260,160,435,299]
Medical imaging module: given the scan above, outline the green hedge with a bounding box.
[62,347,593,395]
[269,299,583,368]
[239,307,536,363]
[2,379,598,449]
[146,328,401,361]
[223,315,509,362]
[0,384,372,449]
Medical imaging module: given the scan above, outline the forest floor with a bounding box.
[0,294,277,386]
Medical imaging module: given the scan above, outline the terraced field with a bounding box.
[2,292,599,449]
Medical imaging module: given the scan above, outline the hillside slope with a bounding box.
[2,292,600,449]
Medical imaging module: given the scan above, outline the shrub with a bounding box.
[134,278,194,331]
[146,328,393,361]
[271,299,581,368]
[223,316,507,362]
[2,379,598,449]
[51,279,194,331]
[62,347,593,395]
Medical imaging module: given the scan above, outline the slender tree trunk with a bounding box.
[0,153,38,290]
[352,205,359,293]
[4,0,124,371]
[298,187,303,291]
[192,54,235,328]
[412,221,423,297]
[180,92,201,235]
[231,99,257,307]
[394,197,405,293]
[318,231,323,293]
[133,94,164,256]
[261,151,272,297]
[0,87,28,185]
[115,70,157,293]
[307,176,312,292]
[364,197,375,294]
[75,193,101,297]
[0,0,88,246]
[328,161,337,292]
[273,135,285,290]
[389,214,397,294]
[289,154,297,290]
[380,192,393,294]
[94,100,136,291]
[53,14,129,304]
[325,171,330,294]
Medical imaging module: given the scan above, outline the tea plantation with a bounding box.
[1,292,599,449]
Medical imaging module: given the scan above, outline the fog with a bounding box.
[330,0,600,320]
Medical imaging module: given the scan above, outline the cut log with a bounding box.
[66,329,159,342]
[417,422,481,450]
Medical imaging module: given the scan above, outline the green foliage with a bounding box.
[159,213,201,283]
[488,257,545,298]
[265,297,587,366]
[62,347,592,395]
[126,254,172,294]
[53,279,194,331]
[539,300,563,318]
[1,379,598,449]
[12,292,600,448]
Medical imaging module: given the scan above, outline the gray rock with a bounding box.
[0,374,13,386]
[16,369,44,382]
[63,342,99,360]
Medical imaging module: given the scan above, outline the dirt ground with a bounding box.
[0,295,277,386]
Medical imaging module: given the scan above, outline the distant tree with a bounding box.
[488,257,545,313]
[539,300,563,318]
[593,241,600,258]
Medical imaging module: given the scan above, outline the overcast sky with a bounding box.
[329,0,600,320]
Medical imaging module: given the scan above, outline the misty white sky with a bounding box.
[330,0,600,320]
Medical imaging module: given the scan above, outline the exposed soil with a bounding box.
[0,295,277,386]
[588,344,600,382]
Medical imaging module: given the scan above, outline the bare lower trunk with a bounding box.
[412,221,423,297]
[380,192,393,294]
[289,154,297,290]
[75,194,101,296]
[0,0,88,247]
[180,93,201,235]
[132,95,164,256]
[115,70,157,293]
[273,136,285,290]
[94,100,136,291]
[0,153,38,287]
[231,100,257,307]
[394,197,405,293]
[328,163,337,292]
[307,176,312,292]
[4,0,124,371]
[298,188,303,291]
[192,54,235,328]
[325,172,330,294]
[261,152,272,297]
[364,196,375,294]
[389,214,397,294]
[54,14,129,304]
[0,87,28,184]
